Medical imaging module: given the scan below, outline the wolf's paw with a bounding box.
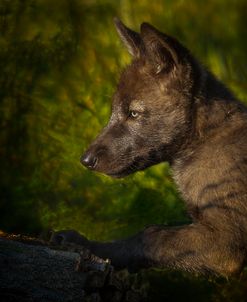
[50,229,89,247]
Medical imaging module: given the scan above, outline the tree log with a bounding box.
[0,232,146,302]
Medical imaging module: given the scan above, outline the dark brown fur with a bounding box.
[52,19,247,276]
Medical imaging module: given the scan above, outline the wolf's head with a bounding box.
[81,19,202,177]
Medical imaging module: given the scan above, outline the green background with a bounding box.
[1,0,247,301]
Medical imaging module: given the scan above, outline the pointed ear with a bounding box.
[140,22,187,74]
[114,18,142,58]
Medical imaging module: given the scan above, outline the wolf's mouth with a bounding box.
[107,167,135,178]
[106,156,152,178]
[106,161,140,178]
[107,172,128,178]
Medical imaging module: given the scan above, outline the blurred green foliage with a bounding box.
[1,0,247,301]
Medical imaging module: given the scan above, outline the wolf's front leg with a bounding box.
[50,230,90,246]
[51,224,244,276]
[50,229,146,271]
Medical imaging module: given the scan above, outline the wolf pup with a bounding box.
[52,19,247,276]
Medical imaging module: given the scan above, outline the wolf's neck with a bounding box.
[192,72,238,137]
[172,72,238,164]
[171,72,245,209]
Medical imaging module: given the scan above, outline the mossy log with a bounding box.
[0,232,145,302]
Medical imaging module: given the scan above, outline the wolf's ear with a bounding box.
[114,18,142,58]
[140,22,187,74]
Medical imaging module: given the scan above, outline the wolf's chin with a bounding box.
[106,161,152,178]
[107,169,133,178]
[102,154,160,178]
[106,165,138,178]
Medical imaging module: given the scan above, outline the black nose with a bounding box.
[80,152,98,169]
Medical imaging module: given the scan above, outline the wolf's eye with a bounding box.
[129,110,139,118]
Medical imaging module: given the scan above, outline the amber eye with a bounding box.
[129,110,139,118]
